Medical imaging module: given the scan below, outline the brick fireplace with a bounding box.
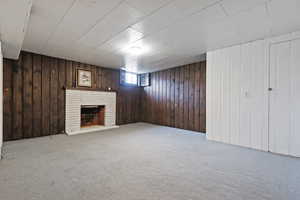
[65,89,118,135]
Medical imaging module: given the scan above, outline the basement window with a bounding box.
[120,70,138,86]
[120,70,151,87]
[125,72,138,85]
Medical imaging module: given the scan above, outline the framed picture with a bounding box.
[77,69,92,87]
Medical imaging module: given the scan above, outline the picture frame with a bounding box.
[77,69,92,87]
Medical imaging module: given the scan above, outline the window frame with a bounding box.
[139,73,151,87]
[120,70,138,87]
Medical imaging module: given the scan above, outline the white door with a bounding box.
[269,39,300,157]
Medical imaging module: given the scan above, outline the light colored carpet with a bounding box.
[0,123,299,200]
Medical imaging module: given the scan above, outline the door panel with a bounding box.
[240,41,268,150]
[290,39,300,157]
[269,39,300,157]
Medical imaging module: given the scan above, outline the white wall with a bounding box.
[207,40,269,151]
[0,41,3,159]
[207,31,300,156]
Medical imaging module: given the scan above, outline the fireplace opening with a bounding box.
[81,105,105,128]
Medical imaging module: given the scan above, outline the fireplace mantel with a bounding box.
[64,87,118,93]
[65,89,119,135]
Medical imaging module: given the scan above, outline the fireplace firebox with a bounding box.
[81,105,105,128]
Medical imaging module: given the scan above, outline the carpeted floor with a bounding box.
[0,123,299,200]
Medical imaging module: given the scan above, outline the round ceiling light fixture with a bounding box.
[128,46,142,55]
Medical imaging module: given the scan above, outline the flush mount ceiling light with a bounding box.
[128,46,142,55]
[122,44,150,56]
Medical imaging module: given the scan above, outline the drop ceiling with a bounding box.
[2,0,300,73]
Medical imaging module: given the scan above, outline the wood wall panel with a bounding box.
[50,58,58,135]
[3,51,141,141]
[170,69,175,127]
[58,60,66,133]
[3,59,13,141]
[41,56,50,137]
[12,57,23,140]
[199,62,206,132]
[183,66,189,130]
[32,54,42,138]
[188,65,195,130]
[179,67,184,129]
[193,64,200,131]
[23,53,33,138]
[174,68,180,128]
[141,61,206,132]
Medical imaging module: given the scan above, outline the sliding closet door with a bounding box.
[269,39,300,157]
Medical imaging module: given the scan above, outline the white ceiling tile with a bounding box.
[78,2,144,47]
[46,0,122,45]
[98,28,144,53]
[230,4,271,42]
[135,38,171,57]
[221,0,268,15]
[88,50,124,68]
[147,56,171,67]
[23,0,75,52]
[132,50,172,70]
[139,53,170,65]
[131,0,220,35]
[125,0,172,15]
[42,43,89,62]
[268,0,300,37]
[139,4,226,54]
[0,0,33,59]
[195,17,239,51]
[96,42,115,54]
[142,54,205,73]
[169,0,221,16]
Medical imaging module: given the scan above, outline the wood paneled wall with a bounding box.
[3,51,206,141]
[3,51,141,141]
[141,62,206,132]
